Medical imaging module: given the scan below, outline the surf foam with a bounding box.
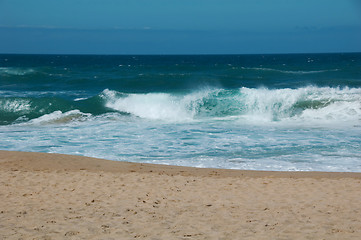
[0,67,35,76]
[27,110,91,125]
[101,87,361,125]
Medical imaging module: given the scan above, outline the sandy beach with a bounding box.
[1,150,361,239]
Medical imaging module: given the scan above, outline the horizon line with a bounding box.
[1,51,361,56]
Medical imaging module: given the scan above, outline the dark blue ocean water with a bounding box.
[1,53,361,171]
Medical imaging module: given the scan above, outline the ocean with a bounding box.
[1,53,361,172]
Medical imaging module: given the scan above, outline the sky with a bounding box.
[0,0,360,54]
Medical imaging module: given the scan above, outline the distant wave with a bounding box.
[0,67,36,76]
[240,67,339,75]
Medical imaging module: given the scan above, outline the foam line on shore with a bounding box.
[1,150,360,179]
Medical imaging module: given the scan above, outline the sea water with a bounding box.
[1,53,361,172]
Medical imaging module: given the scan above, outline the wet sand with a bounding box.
[1,150,361,239]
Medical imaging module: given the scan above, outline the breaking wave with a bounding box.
[101,87,361,124]
[0,67,36,76]
[240,67,339,75]
[1,87,360,126]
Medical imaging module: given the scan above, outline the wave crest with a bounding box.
[26,110,91,125]
[240,67,339,75]
[0,67,35,76]
[102,89,194,121]
[101,87,361,124]
[2,87,360,126]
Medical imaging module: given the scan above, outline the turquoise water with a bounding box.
[1,53,361,171]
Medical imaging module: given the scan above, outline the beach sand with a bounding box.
[1,151,361,239]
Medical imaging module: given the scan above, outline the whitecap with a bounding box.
[27,110,91,125]
[0,67,35,76]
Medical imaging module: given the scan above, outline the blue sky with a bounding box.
[0,0,360,54]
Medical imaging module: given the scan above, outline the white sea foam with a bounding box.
[0,99,31,113]
[109,93,191,121]
[238,86,361,124]
[74,97,88,101]
[100,87,361,126]
[27,110,91,125]
[239,87,302,121]
[102,89,194,121]
[240,67,338,74]
[0,67,35,76]
[299,100,361,123]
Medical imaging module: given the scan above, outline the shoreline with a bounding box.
[1,150,361,239]
[1,150,361,179]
